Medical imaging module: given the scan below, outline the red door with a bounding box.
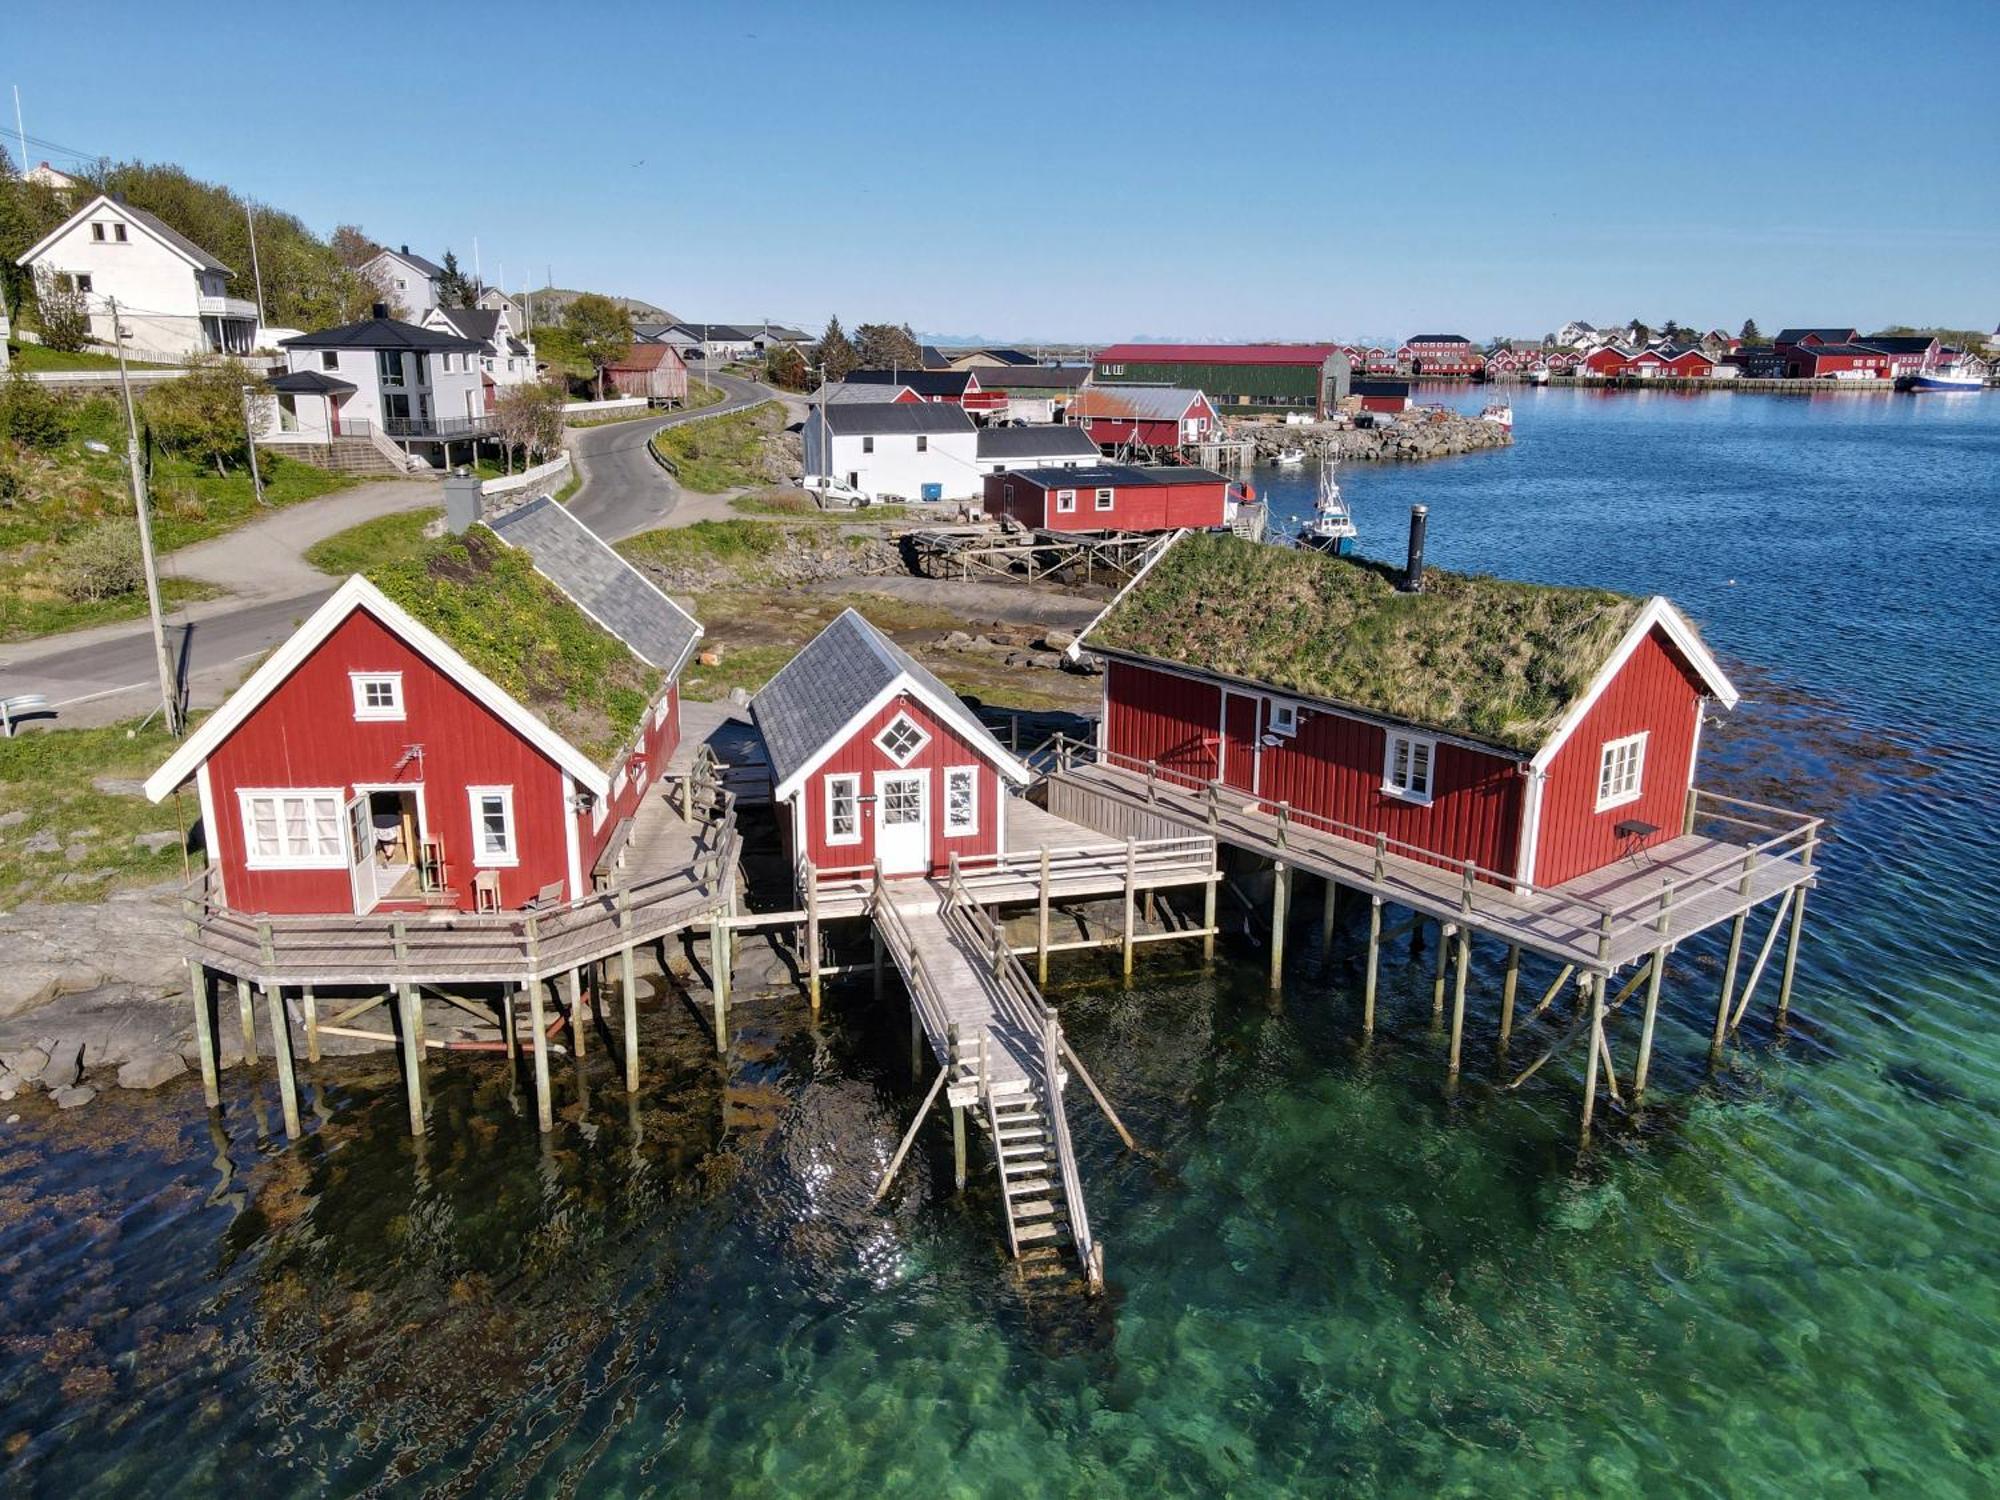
[1220,692,1260,794]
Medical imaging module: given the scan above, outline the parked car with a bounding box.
[801,476,870,508]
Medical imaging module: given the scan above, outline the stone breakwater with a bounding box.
[1239,411,1512,463]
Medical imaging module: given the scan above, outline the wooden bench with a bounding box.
[592,816,637,891]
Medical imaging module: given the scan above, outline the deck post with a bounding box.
[568,968,586,1059]
[1121,838,1137,982]
[501,985,518,1061]
[872,925,885,1003]
[1432,921,1451,1020]
[1713,913,1747,1059]
[1363,897,1382,1036]
[236,976,257,1061]
[188,961,220,1108]
[1498,945,1520,1052]
[300,984,319,1064]
[1776,886,1808,1025]
[709,916,729,1054]
[621,944,639,1094]
[1269,860,1289,992]
[1633,948,1667,1103]
[1447,924,1471,1085]
[1320,878,1339,957]
[949,1023,966,1191]
[1579,976,1605,1145]
[527,976,553,1133]
[265,985,301,1139]
[397,983,425,1136]
[805,869,822,1015]
[910,1005,923,1083]
[1036,847,1052,985]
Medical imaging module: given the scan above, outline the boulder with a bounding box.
[0,809,26,829]
[131,831,181,854]
[21,831,58,856]
[63,842,90,864]
[49,1085,96,1110]
[92,777,147,798]
[940,630,975,652]
[1039,629,1078,652]
[1,1045,49,1081]
[117,1052,187,1091]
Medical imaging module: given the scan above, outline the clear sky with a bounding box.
[10,1,1997,343]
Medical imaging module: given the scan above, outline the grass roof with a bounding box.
[366,526,660,764]
[1090,533,1643,750]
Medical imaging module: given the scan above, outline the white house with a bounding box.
[421,305,538,400]
[361,245,446,317]
[802,402,979,503]
[973,424,1099,476]
[269,307,491,465]
[656,323,758,364]
[15,193,258,359]
[477,286,525,324]
[25,161,82,194]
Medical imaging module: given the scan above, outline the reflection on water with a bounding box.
[2,390,1997,1494]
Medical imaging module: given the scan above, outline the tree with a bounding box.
[1740,318,1762,344]
[436,248,477,309]
[765,343,810,391]
[853,321,923,371]
[562,292,634,401]
[493,381,565,472]
[813,316,857,381]
[330,224,379,269]
[32,265,92,351]
[0,148,71,319]
[1628,319,1652,346]
[1660,319,1684,343]
[142,355,262,476]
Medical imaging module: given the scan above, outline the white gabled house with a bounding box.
[15,193,259,359]
[267,306,493,465]
[801,401,980,503]
[421,305,539,401]
[361,245,446,317]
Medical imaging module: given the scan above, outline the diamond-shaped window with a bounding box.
[876,713,929,766]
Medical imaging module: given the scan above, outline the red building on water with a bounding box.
[985,464,1237,533]
[1068,386,1219,450]
[1397,334,1483,377]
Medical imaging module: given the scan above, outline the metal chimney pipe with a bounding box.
[443,472,483,535]
[1402,504,1428,592]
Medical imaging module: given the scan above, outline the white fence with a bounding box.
[562,396,647,418]
[481,451,572,497]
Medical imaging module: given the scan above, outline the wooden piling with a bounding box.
[621,944,639,1094]
[528,977,553,1133]
[805,873,822,1015]
[1363,897,1382,1036]
[1037,846,1052,984]
[953,1103,967,1190]
[300,983,319,1064]
[1498,945,1520,1051]
[1320,878,1339,956]
[501,985,518,1060]
[1776,887,1808,1024]
[709,916,730,1053]
[1269,860,1289,991]
[265,985,300,1138]
[1579,976,1605,1145]
[568,968,586,1059]
[910,1005,923,1082]
[1201,852,1218,963]
[1431,921,1450,1019]
[1121,838,1137,982]
[1633,948,1666,1103]
[397,983,425,1136]
[187,961,220,1108]
[1713,911,1747,1058]
[1447,924,1470,1083]
[236,975,257,1061]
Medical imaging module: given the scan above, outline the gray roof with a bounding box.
[432,307,501,343]
[632,322,677,341]
[751,609,1019,789]
[1005,463,1228,489]
[821,402,975,436]
[46,195,232,274]
[847,368,973,397]
[268,369,356,394]
[485,496,702,673]
[814,381,915,405]
[282,317,481,352]
[380,245,445,278]
[976,425,1100,460]
[968,365,1089,391]
[1071,385,1210,421]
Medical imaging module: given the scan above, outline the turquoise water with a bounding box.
[3,388,1997,1494]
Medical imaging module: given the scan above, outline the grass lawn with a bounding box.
[0,719,195,904]
[304,507,442,576]
[5,344,180,373]
[648,401,785,492]
[618,519,796,571]
[0,573,222,643]
[729,488,913,523]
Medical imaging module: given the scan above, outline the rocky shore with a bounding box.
[1236,409,1511,463]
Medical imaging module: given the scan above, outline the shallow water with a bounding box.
[4,388,1997,1495]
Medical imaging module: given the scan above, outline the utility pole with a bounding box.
[244,203,266,329]
[241,384,266,506]
[12,87,24,170]
[110,298,182,737]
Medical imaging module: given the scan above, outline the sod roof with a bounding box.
[367,526,663,765]
[1087,533,1645,751]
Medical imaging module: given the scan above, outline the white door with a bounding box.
[875,771,929,875]
[345,793,377,913]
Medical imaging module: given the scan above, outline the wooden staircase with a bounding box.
[988,1084,1071,1254]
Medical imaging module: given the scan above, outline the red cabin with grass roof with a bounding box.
[1076,529,1739,889]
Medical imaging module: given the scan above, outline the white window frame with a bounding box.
[825,772,862,846]
[1595,731,1648,812]
[943,765,978,838]
[350,671,405,721]
[1381,731,1436,805]
[1055,488,1077,514]
[875,712,930,767]
[467,785,519,867]
[1094,487,1115,512]
[1268,700,1300,737]
[238,788,347,870]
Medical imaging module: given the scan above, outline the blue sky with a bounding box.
[11,1,1997,342]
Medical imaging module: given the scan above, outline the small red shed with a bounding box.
[1077,531,1739,890]
[1579,346,1635,378]
[1354,378,1413,413]
[143,496,703,915]
[1068,386,1218,450]
[752,610,1031,878]
[606,342,690,403]
[984,463,1237,533]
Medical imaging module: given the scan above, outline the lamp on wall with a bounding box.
[570,788,596,815]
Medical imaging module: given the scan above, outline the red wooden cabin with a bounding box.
[1068,386,1219,449]
[1354,378,1413,413]
[842,368,1006,415]
[984,464,1236,533]
[1579,346,1635,377]
[144,497,702,915]
[1077,531,1739,890]
[752,610,1030,878]
[1628,347,1719,378]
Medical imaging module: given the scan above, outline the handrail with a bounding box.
[1042,1011,1093,1273]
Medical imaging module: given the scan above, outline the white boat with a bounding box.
[1273,446,1307,466]
[1297,463,1356,555]
[1906,363,1985,393]
[1529,367,1551,385]
[1480,402,1514,429]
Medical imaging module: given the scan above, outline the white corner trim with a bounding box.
[141,575,611,804]
[1066,528,1188,663]
[1515,767,1547,890]
[195,761,224,907]
[562,773,585,900]
[1528,596,1738,774]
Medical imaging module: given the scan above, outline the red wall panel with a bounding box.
[1104,661,1223,784]
[982,475,1226,532]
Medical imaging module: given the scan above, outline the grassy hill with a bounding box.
[514,286,675,325]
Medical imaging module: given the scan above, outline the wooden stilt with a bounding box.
[805,875,822,1015]
[1713,911,1747,1058]
[188,961,220,1107]
[1268,860,1289,991]
[1037,847,1052,985]
[952,1104,967,1191]
[236,976,257,1061]
[568,969,586,1059]
[1320,878,1339,956]
[300,983,319,1064]
[527,978,553,1132]
[872,925,885,1003]
[1201,856,1218,963]
[1121,838,1137,982]
[1633,948,1666,1103]
[1498,945,1520,1052]
[1447,924,1470,1084]
[397,983,425,1136]
[1776,886,1807,1024]
[1431,921,1450,1019]
[1579,976,1605,1145]
[621,944,639,1094]
[265,985,301,1138]
[709,916,729,1053]
[501,984,518,1060]
[1363,897,1382,1036]
[910,1004,923,1082]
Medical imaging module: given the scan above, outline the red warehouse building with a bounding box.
[144,491,702,915]
[985,464,1239,533]
[1353,378,1414,413]
[752,610,1030,878]
[1784,343,1892,379]
[1067,386,1219,450]
[1579,345,1637,378]
[1397,334,1483,377]
[843,368,1007,416]
[1076,530,1740,889]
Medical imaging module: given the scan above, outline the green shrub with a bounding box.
[57,520,145,602]
[0,374,72,448]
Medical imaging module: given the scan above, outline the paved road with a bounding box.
[568,372,767,541]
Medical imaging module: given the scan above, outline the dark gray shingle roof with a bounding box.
[847,368,972,397]
[821,402,975,436]
[970,365,1089,391]
[976,425,1100,460]
[1005,463,1228,488]
[281,317,481,352]
[433,307,501,343]
[268,369,357,394]
[751,609,1015,788]
[486,496,702,672]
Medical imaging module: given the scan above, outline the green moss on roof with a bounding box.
[1091,533,1642,750]
[367,527,659,764]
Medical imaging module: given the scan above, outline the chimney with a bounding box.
[443,471,483,535]
[371,301,388,320]
[1401,504,1428,592]
[400,244,410,256]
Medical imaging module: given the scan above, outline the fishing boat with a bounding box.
[1529,366,1551,385]
[1904,363,1986,393]
[1272,446,1307,466]
[1296,463,1356,556]
[1480,402,1514,429]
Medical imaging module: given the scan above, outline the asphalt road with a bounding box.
[567,372,767,541]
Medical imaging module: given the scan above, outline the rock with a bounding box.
[1024,651,1065,671]
[64,842,91,864]
[0,809,25,829]
[696,648,723,668]
[131,831,180,854]
[1039,629,1077,652]
[43,1041,84,1089]
[49,1084,96,1110]
[727,686,751,708]
[940,630,975,651]
[117,1052,187,1090]
[2,1045,49,1081]
[92,776,147,797]
[22,831,58,856]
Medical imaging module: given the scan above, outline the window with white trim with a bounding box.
[1056,488,1077,513]
[1094,487,1115,511]
[915,434,929,452]
[1382,731,1435,803]
[239,789,345,868]
[1596,732,1648,811]
[350,672,404,721]
[825,773,860,844]
[1269,700,1300,737]
[468,787,517,866]
[876,712,929,766]
[944,766,978,836]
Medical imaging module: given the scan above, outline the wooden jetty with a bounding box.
[905,523,1170,584]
